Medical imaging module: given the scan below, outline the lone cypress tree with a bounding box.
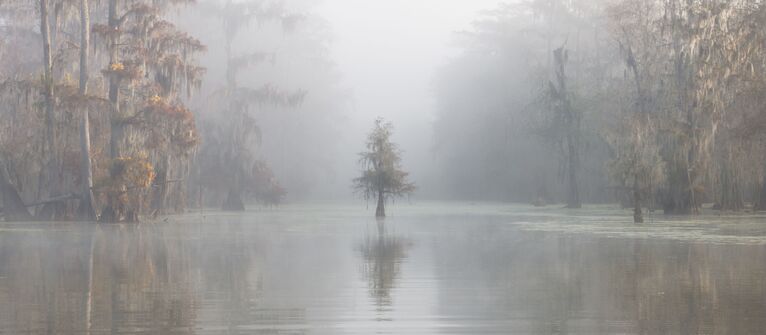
[354,118,416,217]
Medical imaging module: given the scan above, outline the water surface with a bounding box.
[2,203,766,334]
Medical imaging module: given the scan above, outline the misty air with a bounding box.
[1,0,766,334]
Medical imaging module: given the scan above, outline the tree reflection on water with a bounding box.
[357,219,411,311]
[2,213,766,334]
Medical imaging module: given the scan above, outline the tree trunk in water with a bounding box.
[664,162,694,215]
[633,178,643,224]
[79,111,96,220]
[99,185,126,223]
[627,47,649,221]
[566,131,581,209]
[151,156,172,215]
[151,172,166,215]
[664,12,696,216]
[222,189,245,211]
[100,0,125,223]
[78,0,96,221]
[375,189,385,217]
[41,0,54,157]
[198,184,203,209]
[757,179,766,211]
[757,166,766,211]
[107,0,121,160]
[717,158,744,212]
[99,206,118,223]
[0,158,32,221]
[686,126,698,214]
[552,47,581,209]
[40,0,66,220]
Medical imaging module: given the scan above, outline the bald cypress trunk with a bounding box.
[566,130,581,209]
[552,48,581,209]
[40,0,65,220]
[100,0,124,222]
[41,0,54,158]
[758,181,766,211]
[717,153,744,212]
[0,168,32,221]
[633,178,643,224]
[757,166,766,211]
[222,188,245,211]
[107,0,121,160]
[78,0,97,221]
[151,156,173,215]
[375,189,385,217]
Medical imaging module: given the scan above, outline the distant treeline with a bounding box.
[0,0,343,222]
[433,0,766,220]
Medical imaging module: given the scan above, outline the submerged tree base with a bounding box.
[634,208,644,224]
[99,206,139,223]
[222,190,245,211]
[375,195,385,217]
[0,185,32,221]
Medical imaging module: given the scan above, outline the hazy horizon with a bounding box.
[315,0,507,200]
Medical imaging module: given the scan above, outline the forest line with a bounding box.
[3,0,766,223]
[0,0,343,222]
[433,0,766,222]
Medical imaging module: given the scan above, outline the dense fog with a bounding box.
[3,0,766,222]
[176,0,508,202]
[6,2,766,333]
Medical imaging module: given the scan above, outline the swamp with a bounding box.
[3,0,766,334]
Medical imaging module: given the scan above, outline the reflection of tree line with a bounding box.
[0,230,96,334]
[433,231,766,334]
[0,223,267,334]
[88,226,198,334]
[358,221,411,310]
[193,222,262,329]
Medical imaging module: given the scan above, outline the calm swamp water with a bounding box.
[2,202,766,334]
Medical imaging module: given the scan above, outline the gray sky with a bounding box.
[316,0,505,194]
